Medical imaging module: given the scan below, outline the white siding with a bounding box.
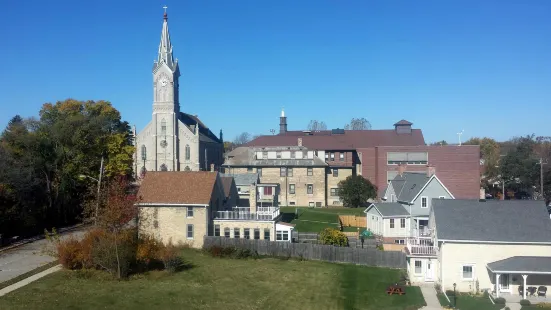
[365,208,383,235]
[383,217,410,238]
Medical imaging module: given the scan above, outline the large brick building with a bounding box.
[242,111,481,203]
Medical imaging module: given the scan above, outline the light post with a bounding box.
[453,283,457,308]
[79,156,104,225]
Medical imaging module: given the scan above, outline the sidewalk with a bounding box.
[419,283,442,310]
[0,265,61,297]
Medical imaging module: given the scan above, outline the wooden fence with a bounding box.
[292,232,319,243]
[339,215,365,227]
[203,236,406,268]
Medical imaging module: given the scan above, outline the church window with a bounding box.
[185,144,190,160]
[161,119,167,135]
[160,164,168,171]
[141,145,147,161]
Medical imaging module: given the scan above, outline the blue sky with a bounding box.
[0,0,550,144]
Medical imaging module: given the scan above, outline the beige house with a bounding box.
[136,171,225,249]
[406,199,551,302]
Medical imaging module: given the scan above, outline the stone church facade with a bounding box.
[134,11,223,177]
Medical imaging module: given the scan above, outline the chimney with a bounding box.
[297,137,303,147]
[479,187,486,201]
[426,165,435,177]
[210,163,215,172]
[398,164,406,176]
[279,109,287,134]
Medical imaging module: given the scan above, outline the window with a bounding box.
[244,228,250,239]
[257,168,262,176]
[307,168,313,176]
[224,227,230,238]
[161,119,166,135]
[289,201,296,206]
[289,184,295,194]
[462,265,474,280]
[234,228,240,239]
[307,184,313,194]
[247,167,253,172]
[291,151,296,159]
[439,196,446,199]
[276,151,281,159]
[339,153,344,161]
[141,145,147,161]
[287,168,293,177]
[325,153,329,161]
[280,167,286,177]
[333,169,338,177]
[387,152,428,165]
[330,188,339,197]
[263,186,273,195]
[254,229,260,240]
[185,144,190,160]
[187,206,193,218]
[316,202,322,207]
[400,218,406,228]
[187,224,193,239]
[214,225,220,236]
[309,202,315,207]
[264,228,270,240]
[414,260,422,274]
[394,239,405,244]
[390,219,395,228]
[276,230,289,241]
[330,153,335,161]
[262,151,268,158]
[421,197,428,208]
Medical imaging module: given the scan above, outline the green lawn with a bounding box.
[280,206,365,232]
[0,249,425,310]
[437,293,501,310]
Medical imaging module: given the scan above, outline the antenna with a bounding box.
[270,129,275,135]
[457,130,464,146]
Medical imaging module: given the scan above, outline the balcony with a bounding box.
[215,207,280,221]
[406,237,437,256]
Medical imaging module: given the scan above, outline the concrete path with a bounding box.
[419,283,442,310]
[0,227,86,283]
[0,265,61,297]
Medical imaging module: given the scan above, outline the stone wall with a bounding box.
[326,167,353,206]
[257,167,325,206]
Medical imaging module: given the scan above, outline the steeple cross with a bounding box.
[163,5,168,13]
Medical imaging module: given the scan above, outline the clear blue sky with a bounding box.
[1,0,550,144]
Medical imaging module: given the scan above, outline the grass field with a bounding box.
[0,249,425,310]
[280,207,365,232]
[437,293,501,310]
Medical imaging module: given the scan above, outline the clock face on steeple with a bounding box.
[160,78,168,87]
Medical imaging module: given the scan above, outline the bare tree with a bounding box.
[307,120,327,131]
[233,132,251,146]
[344,118,372,130]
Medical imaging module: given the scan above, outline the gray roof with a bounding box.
[433,200,551,243]
[220,173,259,186]
[367,203,410,217]
[223,147,327,167]
[391,172,432,203]
[487,256,551,274]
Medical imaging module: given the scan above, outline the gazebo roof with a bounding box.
[487,256,551,274]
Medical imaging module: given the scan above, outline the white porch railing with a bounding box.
[406,237,437,256]
[215,207,280,221]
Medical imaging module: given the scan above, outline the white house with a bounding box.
[407,199,551,303]
[364,203,412,245]
[275,222,295,242]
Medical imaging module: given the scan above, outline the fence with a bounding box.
[292,231,319,244]
[203,236,406,268]
[339,215,365,227]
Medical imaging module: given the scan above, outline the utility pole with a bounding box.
[95,156,104,226]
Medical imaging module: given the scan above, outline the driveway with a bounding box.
[0,227,87,283]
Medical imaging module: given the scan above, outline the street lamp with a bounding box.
[79,156,104,225]
[453,283,457,308]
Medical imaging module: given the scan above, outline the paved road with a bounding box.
[0,228,87,283]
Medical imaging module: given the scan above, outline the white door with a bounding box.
[424,260,434,282]
[499,274,510,292]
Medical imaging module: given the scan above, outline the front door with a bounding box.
[500,274,510,292]
[424,260,434,282]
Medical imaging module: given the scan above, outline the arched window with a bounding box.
[141,145,147,161]
[161,119,166,135]
[184,166,190,171]
[160,164,168,171]
[185,144,190,160]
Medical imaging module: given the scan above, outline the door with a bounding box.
[424,260,434,282]
[499,274,510,292]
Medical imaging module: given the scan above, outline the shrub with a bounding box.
[537,302,551,309]
[434,283,442,292]
[80,229,107,269]
[319,228,348,247]
[158,241,182,273]
[91,232,136,278]
[205,245,224,257]
[445,290,456,296]
[494,297,506,305]
[136,234,162,265]
[57,237,83,270]
[520,299,531,306]
[504,307,510,310]
[482,290,489,298]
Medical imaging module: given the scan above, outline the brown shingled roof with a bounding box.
[137,171,218,205]
[246,129,425,150]
[220,176,234,199]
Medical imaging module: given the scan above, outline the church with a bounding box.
[134,10,224,176]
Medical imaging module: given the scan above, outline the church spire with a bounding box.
[156,6,176,71]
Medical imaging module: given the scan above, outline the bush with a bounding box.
[482,290,489,298]
[494,297,506,305]
[91,232,136,278]
[319,228,348,247]
[56,237,83,270]
[204,245,258,259]
[157,241,182,273]
[136,234,162,265]
[520,299,531,306]
[79,229,107,269]
[434,283,442,292]
[504,307,510,310]
[537,302,551,309]
[445,290,456,296]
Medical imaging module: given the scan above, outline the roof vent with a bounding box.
[302,130,312,136]
[331,128,345,135]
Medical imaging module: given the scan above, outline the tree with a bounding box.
[464,137,501,185]
[319,228,348,246]
[307,120,327,131]
[430,140,448,146]
[500,135,539,198]
[233,132,251,146]
[344,118,371,130]
[337,175,377,208]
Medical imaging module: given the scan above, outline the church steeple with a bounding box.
[155,6,177,72]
